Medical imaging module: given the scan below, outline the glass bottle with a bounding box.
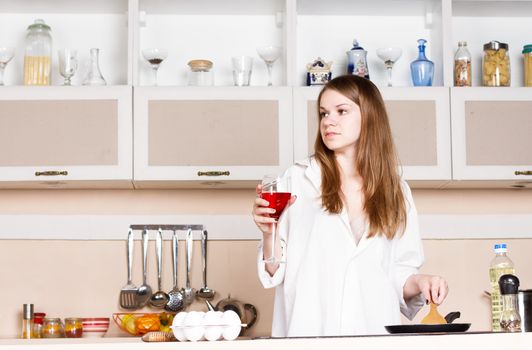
[23,19,52,86]
[410,39,434,86]
[499,274,521,332]
[83,48,106,86]
[346,39,370,79]
[482,41,510,87]
[454,41,472,87]
[21,303,33,339]
[522,44,532,87]
[489,243,515,331]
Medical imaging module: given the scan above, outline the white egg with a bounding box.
[203,311,224,341]
[222,310,242,341]
[183,311,205,342]
[171,312,188,342]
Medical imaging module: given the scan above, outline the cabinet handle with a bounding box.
[197,171,230,177]
[515,170,532,176]
[35,170,68,177]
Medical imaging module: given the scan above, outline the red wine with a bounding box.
[261,192,291,219]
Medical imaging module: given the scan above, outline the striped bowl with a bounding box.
[82,317,110,338]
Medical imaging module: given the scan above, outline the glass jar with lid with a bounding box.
[187,59,214,86]
[23,19,52,86]
[482,41,510,87]
[523,44,532,87]
[42,318,64,338]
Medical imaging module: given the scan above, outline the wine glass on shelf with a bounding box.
[257,46,281,86]
[58,49,78,86]
[376,47,402,87]
[141,48,168,86]
[261,174,291,264]
[0,47,15,86]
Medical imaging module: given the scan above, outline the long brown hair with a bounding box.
[314,75,406,239]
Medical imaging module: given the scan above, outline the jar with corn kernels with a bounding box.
[482,41,510,87]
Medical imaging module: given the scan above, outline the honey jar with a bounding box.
[482,41,510,87]
[523,44,532,87]
[64,318,83,338]
[42,317,64,338]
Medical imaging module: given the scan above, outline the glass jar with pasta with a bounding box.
[523,44,532,87]
[482,41,510,87]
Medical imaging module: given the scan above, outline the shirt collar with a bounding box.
[296,156,321,191]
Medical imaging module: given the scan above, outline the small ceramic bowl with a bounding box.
[82,317,110,338]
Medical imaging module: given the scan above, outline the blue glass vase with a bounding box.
[410,39,434,86]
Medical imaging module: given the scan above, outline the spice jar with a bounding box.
[42,317,65,338]
[23,19,52,85]
[187,59,214,86]
[482,41,510,87]
[64,318,83,338]
[32,312,46,338]
[523,44,532,87]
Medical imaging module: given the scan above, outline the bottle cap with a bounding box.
[494,243,507,253]
[499,274,520,295]
[483,40,508,51]
[522,44,532,54]
[23,304,34,320]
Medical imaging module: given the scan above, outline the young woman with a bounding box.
[252,75,448,337]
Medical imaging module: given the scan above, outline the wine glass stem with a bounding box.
[266,62,273,86]
[153,67,159,86]
[270,221,276,261]
[0,63,6,86]
[386,66,393,87]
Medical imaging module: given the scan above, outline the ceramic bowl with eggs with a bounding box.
[171,310,244,342]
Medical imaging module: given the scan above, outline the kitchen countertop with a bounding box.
[1,332,531,350]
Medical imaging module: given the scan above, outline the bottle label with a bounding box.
[454,58,471,86]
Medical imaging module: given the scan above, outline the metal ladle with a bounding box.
[165,230,184,312]
[197,229,215,300]
[149,228,169,308]
[180,228,195,306]
[136,229,152,307]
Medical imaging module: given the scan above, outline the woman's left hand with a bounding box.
[404,274,449,305]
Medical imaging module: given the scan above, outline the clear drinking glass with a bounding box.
[0,47,15,86]
[142,48,168,86]
[232,56,253,86]
[58,49,78,86]
[261,174,291,264]
[256,46,281,86]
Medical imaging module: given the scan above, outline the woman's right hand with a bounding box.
[252,184,277,236]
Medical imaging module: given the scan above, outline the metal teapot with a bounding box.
[206,294,258,334]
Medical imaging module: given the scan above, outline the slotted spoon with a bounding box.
[421,302,447,325]
[119,229,138,309]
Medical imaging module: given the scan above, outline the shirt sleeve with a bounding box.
[392,181,426,320]
[257,238,287,288]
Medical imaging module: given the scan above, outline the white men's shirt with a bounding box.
[257,157,425,337]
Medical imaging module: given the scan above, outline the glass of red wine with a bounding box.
[261,174,291,264]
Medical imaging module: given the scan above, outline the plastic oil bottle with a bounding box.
[489,243,515,331]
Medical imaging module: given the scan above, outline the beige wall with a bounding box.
[1,188,532,339]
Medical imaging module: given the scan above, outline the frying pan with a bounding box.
[385,311,471,334]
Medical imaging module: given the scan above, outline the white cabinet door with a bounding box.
[451,87,532,187]
[294,86,452,187]
[134,87,293,188]
[0,86,133,188]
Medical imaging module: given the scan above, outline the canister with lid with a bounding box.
[523,44,532,87]
[23,19,52,86]
[187,59,214,86]
[482,41,510,87]
[42,317,65,338]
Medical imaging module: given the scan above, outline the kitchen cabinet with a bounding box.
[133,87,293,188]
[293,86,452,187]
[0,86,133,188]
[450,87,532,188]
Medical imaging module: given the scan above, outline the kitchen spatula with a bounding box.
[119,229,139,309]
[420,303,447,325]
